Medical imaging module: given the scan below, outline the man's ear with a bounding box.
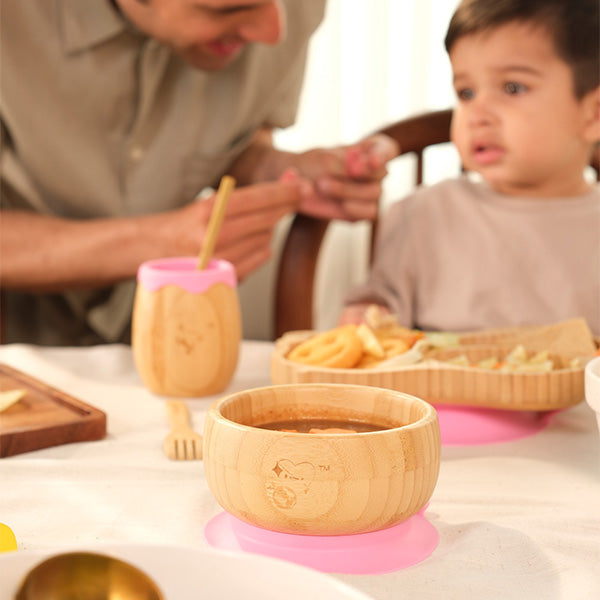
[581,85,600,144]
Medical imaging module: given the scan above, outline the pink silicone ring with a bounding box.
[137,257,237,294]
[435,404,554,446]
[204,509,438,574]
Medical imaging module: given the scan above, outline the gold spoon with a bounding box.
[14,551,164,600]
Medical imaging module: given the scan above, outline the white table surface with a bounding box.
[0,342,598,600]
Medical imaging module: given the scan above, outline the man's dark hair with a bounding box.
[445,0,600,98]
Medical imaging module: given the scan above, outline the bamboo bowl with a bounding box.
[203,383,440,536]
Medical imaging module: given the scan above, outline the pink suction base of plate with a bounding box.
[435,404,555,446]
[204,509,438,575]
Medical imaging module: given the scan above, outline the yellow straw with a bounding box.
[196,175,236,270]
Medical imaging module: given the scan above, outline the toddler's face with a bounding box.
[449,22,596,197]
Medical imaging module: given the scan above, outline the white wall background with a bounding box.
[239,0,461,339]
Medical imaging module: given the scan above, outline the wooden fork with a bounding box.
[163,399,203,461]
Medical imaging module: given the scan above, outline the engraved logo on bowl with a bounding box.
[266,459,315,509]
[262,438,341,517]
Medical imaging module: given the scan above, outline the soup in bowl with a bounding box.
[203,383,440,536]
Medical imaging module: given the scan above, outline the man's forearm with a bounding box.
[0,211,162,291]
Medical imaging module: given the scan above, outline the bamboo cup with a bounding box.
[132,176,240,397]
[203,383,440,535]
[132,257,241,397]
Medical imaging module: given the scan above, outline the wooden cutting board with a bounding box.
[0,363,107,457]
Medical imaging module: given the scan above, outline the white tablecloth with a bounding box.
[0,342,598,600]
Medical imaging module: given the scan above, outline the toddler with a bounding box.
[341,0,600,335]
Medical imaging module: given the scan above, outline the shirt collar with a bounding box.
[59,0,131,54]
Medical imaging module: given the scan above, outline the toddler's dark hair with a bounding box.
[445,0,600,98]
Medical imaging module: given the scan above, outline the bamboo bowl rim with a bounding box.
[208,382,438,436]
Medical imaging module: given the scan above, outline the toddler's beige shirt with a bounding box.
[345,177,600,336]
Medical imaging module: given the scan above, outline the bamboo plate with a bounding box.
[271,334,588,412]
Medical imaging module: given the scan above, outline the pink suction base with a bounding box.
[435,404,554,446]
[204,408,550,572]
[204,509,438,575]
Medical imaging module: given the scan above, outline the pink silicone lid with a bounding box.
[435,404,554,446]
[204,509,438,575]
[137,257,237,294]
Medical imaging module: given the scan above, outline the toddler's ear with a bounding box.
[581,85,600,144]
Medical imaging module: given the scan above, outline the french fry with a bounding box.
[356,324,385,358]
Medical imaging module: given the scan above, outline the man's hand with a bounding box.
[193,173,309,280]
[0,174,309,290]
[294,133,399,221]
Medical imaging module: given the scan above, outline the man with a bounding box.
[0,0,396,345]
